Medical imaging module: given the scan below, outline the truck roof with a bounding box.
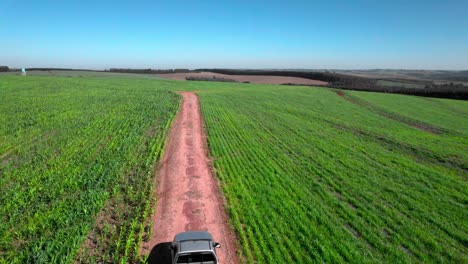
[174,231,213,242]
[180,240,212,253]
[174,231,215,254]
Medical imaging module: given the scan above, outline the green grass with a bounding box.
[0,76,179,263]
[0,74,466,263]
[349,91,468,134]
[198,86,467,263]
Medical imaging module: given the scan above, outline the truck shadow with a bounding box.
[147,242,172,264]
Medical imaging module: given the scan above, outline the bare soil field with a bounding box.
[156,71,328,85]
[140,92,239,263]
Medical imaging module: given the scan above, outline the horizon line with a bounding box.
[6,66,468,72]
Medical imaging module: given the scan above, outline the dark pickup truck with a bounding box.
[171,231,221,264]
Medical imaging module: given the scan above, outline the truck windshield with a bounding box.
[176,252,216,264]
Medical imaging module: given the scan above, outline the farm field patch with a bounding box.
[0,76,179,263]
[0,74,466,263]
[156,71,328,86]
[198,85,467,263]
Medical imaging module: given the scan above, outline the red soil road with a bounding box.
[156,71,328,86]
[140,92,239,263]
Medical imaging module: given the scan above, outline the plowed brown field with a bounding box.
[156,71,328,85]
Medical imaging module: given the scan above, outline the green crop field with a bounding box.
[199,86,467,263]
[0,74,467,263]
[0,76,179,263]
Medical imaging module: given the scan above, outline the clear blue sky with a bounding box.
[1,0,467,70]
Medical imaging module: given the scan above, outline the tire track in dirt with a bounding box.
[140,92,239,264]
[334,90,445,134]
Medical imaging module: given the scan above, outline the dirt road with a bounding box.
[141,92,238,263]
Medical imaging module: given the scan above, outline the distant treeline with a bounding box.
[198,68,381,88]
[196,68,366,84]
[25,68,103,72]
[109,68,191,74]
[16,68,192,74]
[185,76,238,82]
[0,66,9,72]
[198,69,468,100]
[318,82,468,100]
